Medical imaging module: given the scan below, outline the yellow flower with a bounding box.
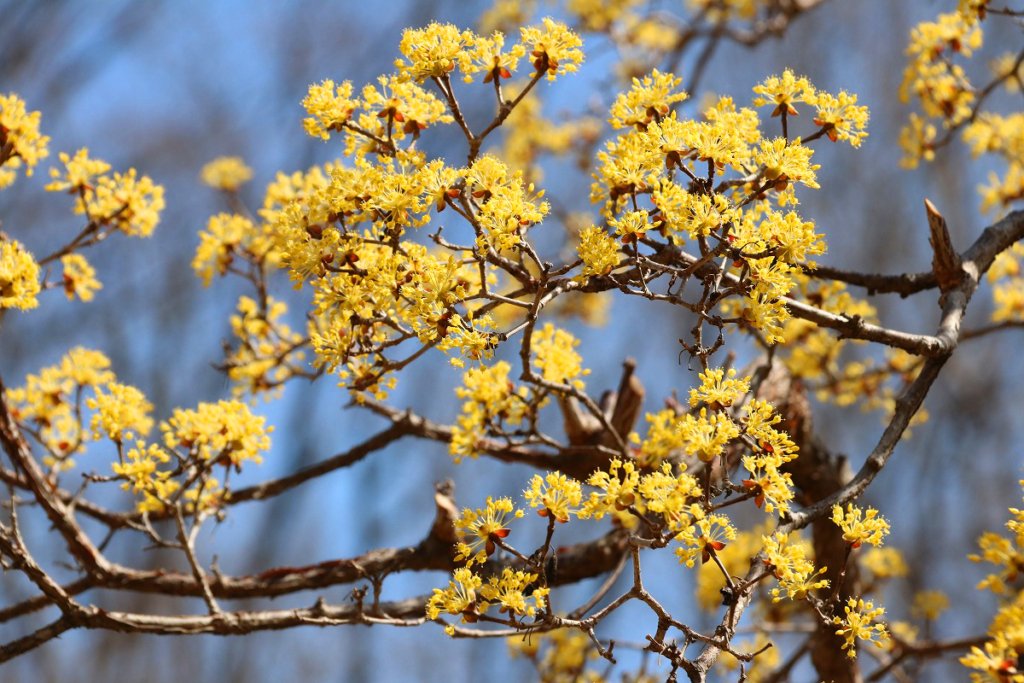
[113,440,170,494]
[193,213,257,286]
[677,407,740,463]
[79,169,165,237]
[161,400,272,467]
[688,367,750,410]
[609,69,688,130]
[520,18,584,80]
[575,226,620,281]
[479,568,548,616]
[200,156,253,191]
[609,209,650,244]
[899,114,937,169]
[752,69,816,117]
[449,362,527,463]
[862,547,910,580]
[60,254,102,302]
[832,504,890,548]
[426,567,483,623]
[0,240,41,310]
[524,471,583,522]
[579,457,640,520]
[634,409,688,467]
[755,138,820,189]
[453,496,524,566]
[833,598,889,658]
[46,148,110,193]
[532,323,589,390]
[0,93,49,183]
[396,22,476,83]
[813,91,869,147]
[223,296,305,397]
[741,455,795,515]
[462,31,526,83]
[88,382,154,443]
[638,463,701,530]
[763,532,829,601]
[911,590,949,621]
[302,79,358,140]
[360,75,452,136]
[991,51,1024,93]
[674,504,737,567]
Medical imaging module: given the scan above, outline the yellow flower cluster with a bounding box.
[811,91,870,147]
[862,547,910,581]
[480,568,549,617]
[396,23,477,82]
[987,243,1024,323]
[739,400,798,515]
[200,156,253,191]
[427,566,547,635]
[507,627,600,680]
[471,156,550,251]
[427,567,481,623]
[531,323,589,390]
[0,240,41,310]
[632,409,687,467]
[394,19,580,86]
[579,457,640,519]
[45,148,109,193]
[112,441,180,514]
[575,225,620,281]
[899,114,937,169]
[674,504,738,567]
[193,213,268,287]
[900,10,981,126]
[47,148,165,236]
[590,67,865,345]
[453,496,524,566]
[520,17,584,80]
[610,209,650,243]
[609,69,688,130]
[450,361,529,463]
[6,348,114,462]
[637,463,702,531]
[60,254,101,302]
[911,590,950,621]
[0,93,49,187]
[968,479,1024,594]
[302,80,360,140]
[756,137,820,189]
[161,400,272,467]
[677,407,740,463]
[87,382,154,443]
[965,113,1024,216]
[523,471,582,522]
[763,532,829,602]
[832,598,890,658]
[752,69,815,118]
[688,367,749,410]
[221,297,306,397]
[991,51,1024,92]
[832,503,891,549]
